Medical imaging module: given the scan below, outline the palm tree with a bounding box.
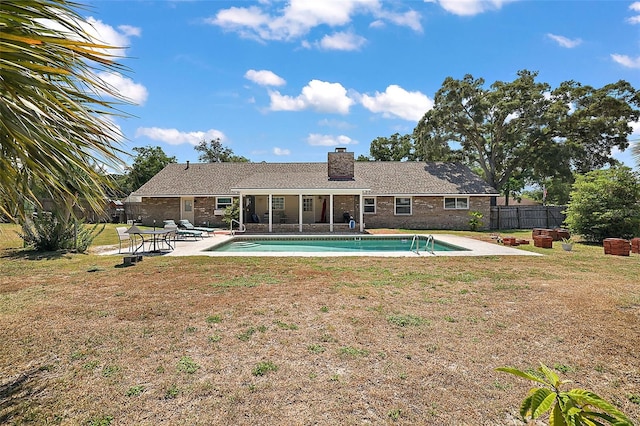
[0,0,129,222]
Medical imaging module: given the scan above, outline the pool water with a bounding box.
[207,236,467,253]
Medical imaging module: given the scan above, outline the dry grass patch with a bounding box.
[0,227,639,425]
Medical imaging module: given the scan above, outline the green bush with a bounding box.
[468,210,484,231]
[20,213,102,252]
[564,167,640,242]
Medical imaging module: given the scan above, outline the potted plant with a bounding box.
[561,237,574,251]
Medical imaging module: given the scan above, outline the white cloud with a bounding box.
[84,17,140,57]
[207,0,422,44]
[118,25,142,37]
[360,85,433,121]
[628,2,640,24]
[40,16,148,105]
[97,72,148,105]
[135,128,226,146]
[318,118,355,129]
[434,0,515,16]
[269,80,355,114]
[611,54,640,68]
[307,134,357,147]
[547,33,582,48]
[381,10,422,32]
[245,69,286,86]
[317,31,367,51]
[273,147,291,155]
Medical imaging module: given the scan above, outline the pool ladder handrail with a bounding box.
[410,234,434,255]
[230,219,246,236]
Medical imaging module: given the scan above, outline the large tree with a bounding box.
[195,138,249,163]
[414,70,640,197]
[368,133,415,161]
[1,0,130,222]
[126,146,176,191]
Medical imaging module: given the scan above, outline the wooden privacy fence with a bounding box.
[490,206,566,230]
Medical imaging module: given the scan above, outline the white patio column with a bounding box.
[329,194,334,233]
[238,194,243,227]
[359,193,364,232]
[299,194,303,233]
[268,194,273,233]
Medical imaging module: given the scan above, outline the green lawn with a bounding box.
[1,223,638,425]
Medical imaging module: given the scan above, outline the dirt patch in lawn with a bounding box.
[1,237,639,425]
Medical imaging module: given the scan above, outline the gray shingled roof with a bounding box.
[131,161,497,197]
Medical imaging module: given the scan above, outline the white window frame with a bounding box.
[272,196,285,211]
[444,197,469,210]
[216,197,233,210]
[394,197,412,215]
[363,197,376,214]
[303,197,313,212]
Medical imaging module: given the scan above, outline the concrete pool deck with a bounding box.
[99,233,541,258]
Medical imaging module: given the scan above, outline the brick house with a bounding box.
[129,148,498,233]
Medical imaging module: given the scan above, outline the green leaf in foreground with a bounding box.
[497,363,634,426]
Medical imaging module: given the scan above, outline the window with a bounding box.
[272,196,285,210]
[303,197,313,212]
[444,197,469,210]
[395,197,411,215]
[216,197,233,210]
[363,197,376,214]
[184,200,192,212]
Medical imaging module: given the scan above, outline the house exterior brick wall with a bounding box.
[362,196,491,230]
[141,195,491,230]
[138,198,180,226]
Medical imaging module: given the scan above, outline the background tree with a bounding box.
[552,80,640,173]
[564,166,640,242]
[523,176,573,206]
[1,0,130,222]
[195,138,249,163]
[413,71,640,199]
[126,146,176,191]
[368,133,415,161]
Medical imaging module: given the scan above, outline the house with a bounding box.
[129,148,498,233]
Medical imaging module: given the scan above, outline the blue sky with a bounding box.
[84,0,640,169]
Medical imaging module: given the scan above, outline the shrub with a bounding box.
[564,167,640,242]
[468,210,484,231]
[20,213,103,252]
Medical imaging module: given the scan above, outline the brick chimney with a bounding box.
[328,148,354,180]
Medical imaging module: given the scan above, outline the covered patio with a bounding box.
[234,189,368,233]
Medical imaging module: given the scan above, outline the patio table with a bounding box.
[126,226,175,253]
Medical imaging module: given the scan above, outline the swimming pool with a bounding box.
[206,235,468,254]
